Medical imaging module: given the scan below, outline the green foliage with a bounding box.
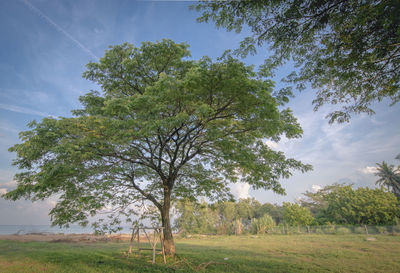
[176,186,400,234]
[214,201,236,235]
[319,186,400,225]
[175,198,281,235]
[174,199,217,235]
[354,226,365,234]
[254,202,283,224]
[251,213,276,234]
[334,227,351,235]
[282,202,314,227]
[300,183,400,225]
[195,0,400,123]
[375,161,400,198]
[5,39,310,247]
[235,198,261,221]
[377,226,388,234]
[299,183,350,222]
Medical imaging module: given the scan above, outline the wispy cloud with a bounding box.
[21,0,98,60]
[358,166,378,175]
[0,103,53,117]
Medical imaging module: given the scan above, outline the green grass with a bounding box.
[1,234,400,272]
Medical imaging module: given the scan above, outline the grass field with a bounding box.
[1,234,400,272]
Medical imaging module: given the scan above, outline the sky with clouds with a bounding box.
[0,0,399,225]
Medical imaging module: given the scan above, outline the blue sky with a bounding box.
[0,0,399,225]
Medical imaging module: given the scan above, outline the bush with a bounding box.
[335,227,351,234]
[315,228,324,234]
[377,226,387,234]
[354,227,366,234]
[323,224,336,234]
[251,214,276,234]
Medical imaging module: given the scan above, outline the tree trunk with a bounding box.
[161,191,175,256]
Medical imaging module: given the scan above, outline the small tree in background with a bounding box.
[255,202,283,224]
[282,202,314,227]
[214,201,236,235]
[300,183,349,218]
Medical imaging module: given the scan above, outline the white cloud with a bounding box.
[311,184,322,192]
[0,188,7,195]
[358,166,378,174]
[231,183,251,199]
[264,140,279,150]
[47,199,57,207]
[1,180,17,188]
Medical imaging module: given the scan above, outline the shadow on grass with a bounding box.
[0,240,175,273]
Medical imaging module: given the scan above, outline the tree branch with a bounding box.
[126,172,162,210]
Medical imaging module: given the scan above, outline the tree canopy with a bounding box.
[5,40,310,255]
[195,0,400,123]
[320,186,400,225]
[301,184,400,225]
[282,202,314,226]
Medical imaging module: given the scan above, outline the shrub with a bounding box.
[251,214,276,234]
[377,226,387,234]
[354,227,365,234]
[315,228,324,234]
[335,227,351,234]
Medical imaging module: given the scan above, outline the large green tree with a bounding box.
[195,0,400,123]
[299,183,349,216]
[319,186,400,225]
[4,40,311,255]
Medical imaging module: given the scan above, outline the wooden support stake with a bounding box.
[137,227,140,257]
[159,228,166,264]
[152,230,156,264]
[131,226,165,264]
[127,227,136,257]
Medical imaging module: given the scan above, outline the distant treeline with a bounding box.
[174,184,400,235]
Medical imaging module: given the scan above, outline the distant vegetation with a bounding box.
[174,184,400,235]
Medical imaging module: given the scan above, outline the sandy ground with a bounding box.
[0,233,135,243]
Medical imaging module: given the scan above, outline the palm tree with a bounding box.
[375,161,400,198]
[397,154,400,173]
